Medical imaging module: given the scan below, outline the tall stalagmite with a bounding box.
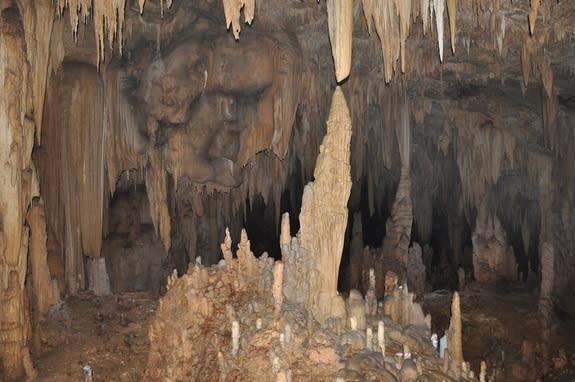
[26,198,57,319]
[447,291,463,379]
[299,86,352,324]
[381,88,413,282]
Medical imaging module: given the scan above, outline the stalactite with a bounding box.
[521,37,532,89]
[433,0,445,62]
[446,0,456,54]
[540,58,557,152]
[327,0,353,82]
[103,68,147,197]
[57,0,127,64]
[146,149,172,253]
[528,0,540,36]
[453,111,513,210]
[223,0,256,40]
[421,0,431,35]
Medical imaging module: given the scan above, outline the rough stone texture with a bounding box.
[0,7,33,379]
[327,0,353,82]
[3,0,575,379]
[298,86,352,325]
[407,242,426,299]
[539,242,554,344]
[347,290,366,331]
[446,291,463,379]
[472,201,516,283]
[86,257,111,296]
[347,213,364,292]
[384,284,430,331]
[26,198,57,318]
[143,229,463,382]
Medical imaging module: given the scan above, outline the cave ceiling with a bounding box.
[3,0,575,291]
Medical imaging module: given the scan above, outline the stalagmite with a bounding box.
[327,0,353,83]
[366,327,373,351]
[407,243,426,299]
[539,242,554,345]
[381,88,412,278]
[472,200,516,282]
[479,360,487,382]
[378,320,385,357]
[348,290,367,330]
[299,86,352,324]
[273,261,284,315]
[447,292,463,379]
[26,198,56,318]
[232,320,240,356]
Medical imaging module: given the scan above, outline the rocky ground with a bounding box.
[32,281,575,381]
[33,292,157,382]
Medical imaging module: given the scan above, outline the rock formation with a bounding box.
[472,201,516,282]
[295,86,353,325]
[407,242,426,299]
[539,242,554,345]
[381,87,413,283]
[446,291,463,379]
[26,198,58,319]
[1,0,575,379]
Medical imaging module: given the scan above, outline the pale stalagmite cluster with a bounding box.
[144,86,472,381]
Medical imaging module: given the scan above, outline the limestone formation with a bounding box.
[327,0,353,82]
[0,8,34,378]
[446,292,463,379]
[384,284,430,330]
[347,290,367,331]
[86,257,111,296]
[298,86,352,324]
[26,198,57,319]
[407,243,426,299]
[2,0,575,380]
[472,201,516,283]
[539,242,554,344]
[348,213,364,292]
[273,261,284,315]
[381,88,413,280]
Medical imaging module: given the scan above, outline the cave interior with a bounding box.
[1,0,575,381]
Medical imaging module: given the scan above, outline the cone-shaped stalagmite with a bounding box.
[327,0,353,83]
[26,198,57,318]
[381,88,412,282]
[299,86,352,324]
[447,291,463,379]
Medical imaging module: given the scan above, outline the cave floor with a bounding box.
[34,292,157,382]
[32,283,575,381]
[424,282,575,381]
